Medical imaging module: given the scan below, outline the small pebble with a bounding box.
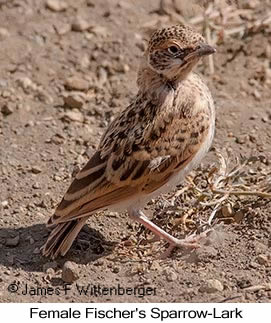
[64,110,84,123]
[5,235,20,247]
[54,22,71,35]
[0,27,10,38]
[164,268,178,282]
[32,182,41,189]
[243,0,260,9]
[1,104,14,116]
[31,166,42,174]
[65,76,89,91]
[1,200,9,208]
[62,261,79,283]
[199,279,224,293]
[72,17,91,32]
[257,254,269,266]
[46,0,68,12]
[235,136,246,144]
[90,25,108,37]
[16,76,35,90]
[253,89,261,100]
[63,92,86,109]
[250,261,259,269]
[112,266,120,273]
[234,210,245,223]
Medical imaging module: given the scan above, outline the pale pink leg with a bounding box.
[129,209,201,255]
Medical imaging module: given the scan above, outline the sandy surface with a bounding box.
[0,0,271,303]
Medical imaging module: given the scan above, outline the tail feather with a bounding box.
[42,218,87,259]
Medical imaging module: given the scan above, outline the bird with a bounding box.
[42,24,216,259]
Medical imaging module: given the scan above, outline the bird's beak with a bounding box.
[196,43,216,56]
[184,43,216,62]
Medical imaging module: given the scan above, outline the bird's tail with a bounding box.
[41,218,87,259]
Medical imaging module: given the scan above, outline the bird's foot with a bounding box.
[160,229,213,258]
[129,208,212,258]
[160,235,200,259]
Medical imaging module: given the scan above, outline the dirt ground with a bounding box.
[0,0,271,303]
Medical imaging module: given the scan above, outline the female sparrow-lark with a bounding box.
[42,24,216,259]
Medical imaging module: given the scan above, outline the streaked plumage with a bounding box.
[42,24,216,259]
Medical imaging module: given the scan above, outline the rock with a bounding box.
[31,166,42,174]
[199,279,224,293]
[53,174,62,181]
[90,25,108,37]
[234,210,245,223]
[253,89,261,100]
[86,0,95,6]
[64,110,84,123]
[65,76,89,91]
[249,134,257,143]
[62,261,79,283]
[261,116,268,123]
[250,261,259,269]
[46,0,68,12]
[257,254,269,266]
[0,79,8,87]
[63,92,86,109]
[54,22,71,35]
[72,17,91,32]
[235,136,247,144]
[16,76,36,91]
[1,103,14,116]
[164,267,178,282]
[37,89,54,104]
[243,0,260,9]
[117,0,133,9]
[5,235,20,247]
[112,266,120,273]
[1,200,9,208]
[118,63,130,73]
[32,182,41,189]
[0,27,10,39]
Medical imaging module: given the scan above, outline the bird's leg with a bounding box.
[129,209,201,255]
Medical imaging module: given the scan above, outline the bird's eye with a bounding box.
[168,45,179,54]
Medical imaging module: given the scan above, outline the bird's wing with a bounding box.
[49,100,211,226]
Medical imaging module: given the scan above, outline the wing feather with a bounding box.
[48,97,211,226]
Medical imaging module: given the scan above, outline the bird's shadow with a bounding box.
[0,223,116,273]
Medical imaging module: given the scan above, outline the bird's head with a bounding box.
[146,24,216,81]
